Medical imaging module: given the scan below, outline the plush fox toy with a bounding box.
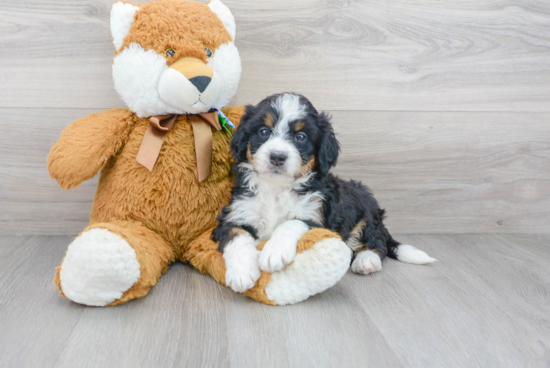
[47,0,351,306]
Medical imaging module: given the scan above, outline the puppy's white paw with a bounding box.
[258,220,309,273]
[259,237,297,273]
[223,235,261,293]
[351,250,382,275]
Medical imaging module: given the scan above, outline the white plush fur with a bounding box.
[259,220,310,273]
[59,228,141,307]
[265,238,352,305]
[206,42,241,109]
[157,67,222,114]
[228,163,324,239]
[223,233,261,293]
[396,244,437,264]
[110,2,139,51]
[351,250,382,275]
[112,41,241,117]
[112,43,177,118]
[207,0,236,40]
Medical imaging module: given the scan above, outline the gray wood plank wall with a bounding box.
[1,0,549,235]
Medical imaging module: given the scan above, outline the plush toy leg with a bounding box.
[54,220,175,306]
[187,228,351,305]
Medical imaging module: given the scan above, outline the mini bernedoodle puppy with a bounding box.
[213,93,436,293]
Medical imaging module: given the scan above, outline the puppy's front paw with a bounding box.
[226,264,261,293]
[351,250,382,275]
[259,237,297,273]
[223,235,261,293]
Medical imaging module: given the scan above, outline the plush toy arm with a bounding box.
[47,108,136,189]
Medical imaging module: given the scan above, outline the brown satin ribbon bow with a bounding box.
[135,111,222,182]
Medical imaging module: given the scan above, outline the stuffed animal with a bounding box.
[47,0,351,307]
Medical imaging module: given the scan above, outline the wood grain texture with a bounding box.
[0,0,549,111]
[0,108,98,235]
[2,107,549,234]
[1,0,549,233]
[1,234,549,368]
[0,236,86,368]
[344,233,550,367]
[222,283,403,368]
[330,110,550,233]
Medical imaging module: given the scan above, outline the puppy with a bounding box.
[213,93,436,292]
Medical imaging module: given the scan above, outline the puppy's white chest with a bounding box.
[229,179,323,240]
[256,189,300,238]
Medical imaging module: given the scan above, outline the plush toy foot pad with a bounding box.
[59,228,141,306]
[264,236,352,305]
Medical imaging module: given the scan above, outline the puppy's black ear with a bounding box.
[317,112,340,175]
[231,104,255,164]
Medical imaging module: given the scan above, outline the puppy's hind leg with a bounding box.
[351,249,383,275]
[347,220,386,275]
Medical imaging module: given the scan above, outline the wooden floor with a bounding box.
[1,234,549,368]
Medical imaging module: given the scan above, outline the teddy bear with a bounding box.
[47,0,352,307]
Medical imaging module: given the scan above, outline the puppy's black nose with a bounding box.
[270,153,287,167]
[188,76,211,93]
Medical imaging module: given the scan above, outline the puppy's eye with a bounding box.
[204,47,213,58]
[165,48,176,57]
[295,132,307,142]
[259,127,271,138]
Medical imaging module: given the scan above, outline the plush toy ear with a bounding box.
[208,0,236,40]
[317,112,340,175]
[230,105,255,164]
[110,2,139,50]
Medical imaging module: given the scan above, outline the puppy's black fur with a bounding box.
[213,93,401,263]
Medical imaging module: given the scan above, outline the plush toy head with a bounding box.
[110,0,241,117]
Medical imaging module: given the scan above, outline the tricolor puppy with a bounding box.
[213,93,436,293]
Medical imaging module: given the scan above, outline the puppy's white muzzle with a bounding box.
[253,137,301,178]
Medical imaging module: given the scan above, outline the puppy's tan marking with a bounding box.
[230,227,249,237]
[346,220,366,251]
[297,156,315,178]
[294,120,305,132]
[246,143,258,167]
[263,112,274,127]
[246,143,252,161]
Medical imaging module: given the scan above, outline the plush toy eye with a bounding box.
[259,127,271,138]
[295,132,307,142]
[165,48,176,57]
[204,47,213,58]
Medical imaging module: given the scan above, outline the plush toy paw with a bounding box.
[264,235,352,305]
[223,234,261,293]
[259,237,297,273]
[59,228,141,306]
[351,250,382,275]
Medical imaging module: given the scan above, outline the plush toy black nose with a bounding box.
[270,153,287,167]
[188,76,211,93]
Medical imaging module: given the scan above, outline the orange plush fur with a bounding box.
[118,1,232,61]
[48,0,250,305]
[49,106,245,304]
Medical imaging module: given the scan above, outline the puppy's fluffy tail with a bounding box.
[387,237,436,264]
